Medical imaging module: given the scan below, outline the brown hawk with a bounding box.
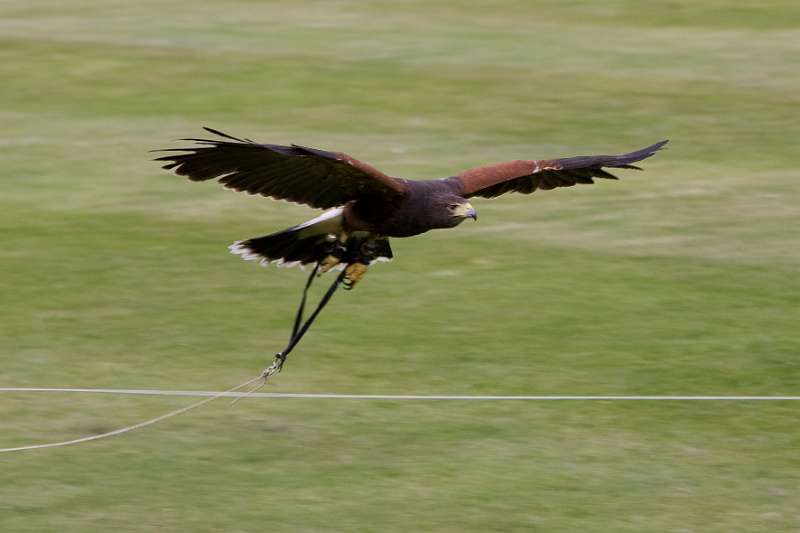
[157,128,667,288]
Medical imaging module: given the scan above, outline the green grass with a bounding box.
[2,1,799,531]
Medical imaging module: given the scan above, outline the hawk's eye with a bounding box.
[448,203,459,209]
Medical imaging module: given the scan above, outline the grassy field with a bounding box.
[2,0,799,530]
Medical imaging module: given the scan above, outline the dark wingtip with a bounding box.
[651,139,669,150]
[646,139,669,154]
[202,126,247,143]
[151,128,239,158]
[635,139,669,156]
[615,140,669,167]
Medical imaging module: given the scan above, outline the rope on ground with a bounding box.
[4,386,798,453]
[2,387,799,401]
[0,261,349,453]
[0,376,265,453]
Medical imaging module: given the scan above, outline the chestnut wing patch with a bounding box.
[455,140,668,199]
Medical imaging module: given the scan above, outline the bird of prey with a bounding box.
[157,128,667,288]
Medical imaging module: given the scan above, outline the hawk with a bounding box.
[157,128,667,288]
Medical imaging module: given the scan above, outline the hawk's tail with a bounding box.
[229,209,392,269]
[230,227,332,268]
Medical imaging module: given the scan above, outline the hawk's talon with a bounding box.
[343,262,369,290]
[318,254,342,275]
[319,238,347,275]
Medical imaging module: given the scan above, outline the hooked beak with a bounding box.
[454,202,478,221]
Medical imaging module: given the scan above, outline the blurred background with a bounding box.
[1,1,799,530]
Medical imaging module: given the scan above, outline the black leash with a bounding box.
[289,262,322,343]
[262,262,348,378]
[232,244,372,402]
[244,236,375,393]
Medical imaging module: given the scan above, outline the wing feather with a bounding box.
[154,127,407,209]
[454,140,667,199]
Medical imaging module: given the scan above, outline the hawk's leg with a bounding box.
[342,239,381,290]
[318,233,347,275]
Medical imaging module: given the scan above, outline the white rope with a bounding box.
[3,385,798,453]
[3,387,800,401]
[0,378,264,453]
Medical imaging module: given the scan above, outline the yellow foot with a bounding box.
[343,262,369,289]
[318,254,342,275]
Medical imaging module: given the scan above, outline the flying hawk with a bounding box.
[157,128,667,288]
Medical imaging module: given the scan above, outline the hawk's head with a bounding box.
[433,194,477,228]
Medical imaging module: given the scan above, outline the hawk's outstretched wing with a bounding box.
[155,128,407,209]
[453,141,668,199]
